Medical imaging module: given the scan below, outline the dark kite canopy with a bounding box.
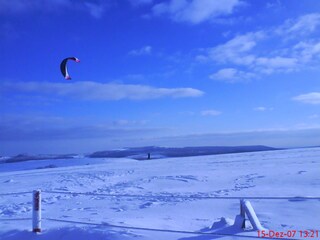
[60,57,80,80]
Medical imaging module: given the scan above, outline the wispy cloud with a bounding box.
[292,40,320,63]
[201,110,221,116]
[0,0,68,13]
[2,114,320,152]
[1,81,204,100]
[129,0,154,6]
[308,114,319,119]
[253,107,273,112]
[152,0,243,24]
[84,2,105,19]
[112,119,148,127]
[148,128,320,148]
[128,45,152,56]
[210,68,256,83]
[0,114,157,141]
[205,31,299,73]
[198,13,320,81]
[277,13,320,36]
[0,0,108,18]
[292,92,320,104]
[255,57,298,71]
[207,31,264,66]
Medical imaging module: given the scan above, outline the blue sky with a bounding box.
[1,0,320,155]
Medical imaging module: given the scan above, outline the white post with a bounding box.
[243,200,264,230]
[240,199,246,229]
[32,190,41,232]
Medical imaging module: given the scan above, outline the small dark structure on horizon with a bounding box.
[147,153,151,160]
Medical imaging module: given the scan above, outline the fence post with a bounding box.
[240,199,246,229]
[32,190,41,232]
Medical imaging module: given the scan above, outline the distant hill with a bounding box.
[4,154,78,163]
[89,145,280,160]
[3,145,281,163]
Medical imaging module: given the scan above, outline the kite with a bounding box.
[60,57,80,80]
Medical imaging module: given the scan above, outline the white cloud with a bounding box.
[277,13,320,36]
[200,13,320,81]
[254,107,266,111]
[255,56,298,73]
[1,81,204,100]
[208,31,264,66]
[0,0,65,13]
[112,119,148,126]
[0,114,158,142]
[266,0,282,10]
[308,114,319,119]
[254,107,273,112]
[293,40,320,63]
[152,0,242,24]
[210,68,255,82]
[148,128,320,149]
[209,32,299,73]
[129,45,152,56]
[201,110,221,116]
[293,92,320,105]
[84,2,105,19]
[129,0,154,6]
[192,12,320,83]
[0,0,107,18]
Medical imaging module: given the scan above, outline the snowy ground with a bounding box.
[0,147,320,240]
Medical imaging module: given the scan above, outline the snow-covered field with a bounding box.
[0,147,320,240]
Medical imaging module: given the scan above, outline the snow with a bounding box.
[0,147,320,239]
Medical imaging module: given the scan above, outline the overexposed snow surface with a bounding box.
[0,148,320,240]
